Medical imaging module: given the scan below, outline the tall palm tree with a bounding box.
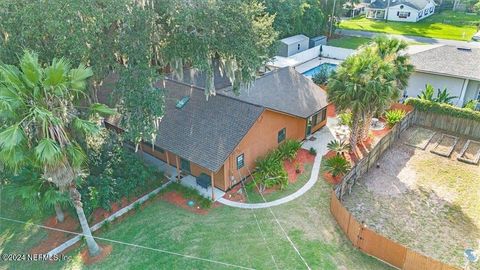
[360,36,414,140]
[328,46,393,147]
[0,51,114,256]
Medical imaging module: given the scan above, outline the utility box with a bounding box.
[309,36,327,48]
[277,34,309,57]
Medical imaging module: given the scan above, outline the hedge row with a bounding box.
[405,98,480,122]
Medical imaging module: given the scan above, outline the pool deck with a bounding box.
[295,58,342,74]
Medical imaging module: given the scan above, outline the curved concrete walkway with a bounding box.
[218,121,335,209]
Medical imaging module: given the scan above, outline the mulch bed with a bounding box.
[159,191,209,215]
[327,103,336,118]
[80,244,113,265]
[283,149,315,183]
[29,213,80,255]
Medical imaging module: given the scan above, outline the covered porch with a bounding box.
[366,8,386,20]
[137,149,225,201]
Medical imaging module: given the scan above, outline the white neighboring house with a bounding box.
[405,45,480,107]
[365,0,436,22]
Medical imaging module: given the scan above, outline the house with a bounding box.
[365,0,436,22]
[277,34,310,57]
[101,67,329,196]
[405,45,480,107]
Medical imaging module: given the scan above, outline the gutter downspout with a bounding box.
[457,79,469,107]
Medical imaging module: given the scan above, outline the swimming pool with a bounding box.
[302,63,337,77]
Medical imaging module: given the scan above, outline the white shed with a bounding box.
[277,35,310,57]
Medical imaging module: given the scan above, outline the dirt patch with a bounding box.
[30,213,80,255]
[80,244,113,265]
[159,191,209,215]
[342,126,480,269]
[223,184,247,203]
[463,141,480,160]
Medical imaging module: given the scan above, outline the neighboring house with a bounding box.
[277,34,310,57]
[365,0,436,22]
[101,67,329,193]
[405,45,480,107]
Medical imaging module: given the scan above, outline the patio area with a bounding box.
[136,149,225,201]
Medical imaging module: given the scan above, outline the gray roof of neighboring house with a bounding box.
[409,45,480,81]
[219,67,329,118]
[280,34,309,45]
[102,78,264,172]
[368,0,431,10]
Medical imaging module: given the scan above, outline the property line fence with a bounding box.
[330,192,459,270]
[330,108,462,269]
[413,110,480,140]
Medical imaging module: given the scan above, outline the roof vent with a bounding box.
[457,47,472,52]
[176,96,190,109]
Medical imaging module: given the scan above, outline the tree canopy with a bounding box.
[0,0,277,144]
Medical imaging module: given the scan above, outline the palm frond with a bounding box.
[0,124,25,150]
[73,117,100,135]
[34,138,62,165]
[19,50,42,87]
[89,103,116,116]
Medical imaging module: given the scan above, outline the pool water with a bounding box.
[302,63,337,77]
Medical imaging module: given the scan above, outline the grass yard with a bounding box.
[339,11,480,41]
[0,167,392,269]
[342,126,480,269]
[327,36,373,49]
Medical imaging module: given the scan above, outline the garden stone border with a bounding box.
[46,180,173,258]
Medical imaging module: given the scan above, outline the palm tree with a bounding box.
[435,88,458,104]
[360,36,414,140]
[418,83,435,101]
[3,168,70,222]
[327,139,350,157]
[0,51,114,256]
[328,46,392,147]
[324,155,350,177]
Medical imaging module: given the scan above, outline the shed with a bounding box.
[277,34,309,57]
[309,36,327,48]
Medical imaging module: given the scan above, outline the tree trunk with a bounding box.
[69,187,102,257]
[54,203,65,223]
[349,112,362,150]
[361,111,374,141]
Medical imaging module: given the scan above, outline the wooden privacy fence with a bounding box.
[335,109,415,200]
[330,192,460,270]
[414,110,480,139]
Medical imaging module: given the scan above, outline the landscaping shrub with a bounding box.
[385,109,406,128]
[463,99,478,110]
[277,140,301,161]
[324,155,350,177]
[405,97,480,121]
[252,152,288,191]
[327,139,350,156]
[78,131,164,217]
[338,112,352,127]
[309,147,317,156]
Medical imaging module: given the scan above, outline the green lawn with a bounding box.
[327,36,373,49]
[0,168,392,269]
[339,11,480,41]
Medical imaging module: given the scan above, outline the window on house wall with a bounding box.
[297,44,301,50]
[236,154,245,169]
[278,128,286,143]
[398,11,410,18]
[430,7,434,12]
[311,108,327,127]
[424,9,428,15]
[418,11,423,18]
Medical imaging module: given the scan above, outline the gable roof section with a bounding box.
[368,0,431,10]
[219,67,329,118]
[103,78,264,172]
[409,45,480,81]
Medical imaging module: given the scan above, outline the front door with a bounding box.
[306,117,312,136]
[180,158,191,174]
